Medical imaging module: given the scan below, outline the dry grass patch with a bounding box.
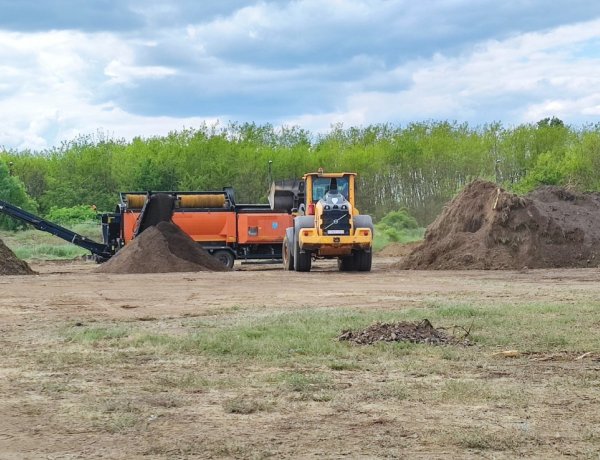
[2,298,600,458]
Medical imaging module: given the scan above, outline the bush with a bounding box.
[374,209,424,250]
[379,209,419,230]
[46,205,98,224]
[0,160,38,230]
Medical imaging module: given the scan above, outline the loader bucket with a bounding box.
[269,180,305,212]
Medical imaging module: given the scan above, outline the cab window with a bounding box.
[312,177,349,202]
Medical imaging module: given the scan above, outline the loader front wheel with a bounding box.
[282,235,294,270]
[354,250,372,272]
[337,256,356,271]
[294,237,312,272]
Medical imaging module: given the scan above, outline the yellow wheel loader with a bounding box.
[270,170,373,272]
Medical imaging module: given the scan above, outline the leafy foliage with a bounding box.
[374,209,425,250]
[0,160,38,230]
[46,205,98,224]
[1,119,600,228]
[379,209,419,230]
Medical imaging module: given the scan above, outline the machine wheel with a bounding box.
[294,236,312,272]
[337,256,356,271]
[353,215,374,234]
[282,235,294,270]
[354,250,372,272]
[212,249,235,269]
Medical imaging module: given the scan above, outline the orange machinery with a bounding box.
[105,188,293,268]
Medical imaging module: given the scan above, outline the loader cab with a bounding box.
[303,171,356,206]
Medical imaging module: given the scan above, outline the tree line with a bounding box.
[1,118,599,230]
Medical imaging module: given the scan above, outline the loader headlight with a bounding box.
[325,205,330,210]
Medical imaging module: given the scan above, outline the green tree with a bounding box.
[0,160,38,230]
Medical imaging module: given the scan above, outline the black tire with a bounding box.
[282,235,294,270]
[294,235,312,272]
[337,256,356,271]
[354,250,372,272]
[353,215,374,234]
[212,249,235,269]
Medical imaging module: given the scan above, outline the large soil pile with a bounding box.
[98,221,229,274]
[0,239,35,275]
[400,180,600,270]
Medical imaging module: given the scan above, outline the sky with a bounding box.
[1,0,600,150]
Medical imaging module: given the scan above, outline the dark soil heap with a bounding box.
[0,239,35,275]
[98,221,230,274]
[400,180,600,270]
[339,319,465,345]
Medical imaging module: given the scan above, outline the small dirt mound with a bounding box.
[0,239,35,275]
[339,319,466,345]
[400,180,600,270]
[98,221,230,274]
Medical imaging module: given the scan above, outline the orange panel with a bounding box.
[122,211,236,244]
[123,212,139,243]
[172,211,236,243]
[237,213,293,244]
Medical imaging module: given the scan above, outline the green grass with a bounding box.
[451,427,533,451]
[60,300,600,367]
[1,221,102,260]
[65,326,130,343]
[12,244,89,260]
[373,226,424,252]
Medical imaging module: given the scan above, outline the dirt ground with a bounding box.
[1,256,600,458]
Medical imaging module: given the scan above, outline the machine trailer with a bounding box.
[0,187,293,268]
[106,188,292,268]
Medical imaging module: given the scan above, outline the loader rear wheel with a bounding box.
[282,235,294,270]
[212,250,235,269]
[294,237,312,272]
[337,256,356,271]
[354,250,372,272]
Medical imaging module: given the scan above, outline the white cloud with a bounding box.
[0,29,205,149]
[1,2,600,150]
[184,0,393,59]
[104,60,176,84]
[280,18,600,131]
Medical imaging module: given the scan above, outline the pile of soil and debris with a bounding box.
[400,180,600,270]
[0,239,36,275]
[339,319,467,345]
[98,221,230,274]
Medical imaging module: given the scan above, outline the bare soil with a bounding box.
[377,241,421,257]
[1,257,600,458]
[98,221,229,274]
[401,181,600,269]
[0,238,35,275]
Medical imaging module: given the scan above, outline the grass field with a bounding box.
[3,266,599,459]
[0,222,102,260]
